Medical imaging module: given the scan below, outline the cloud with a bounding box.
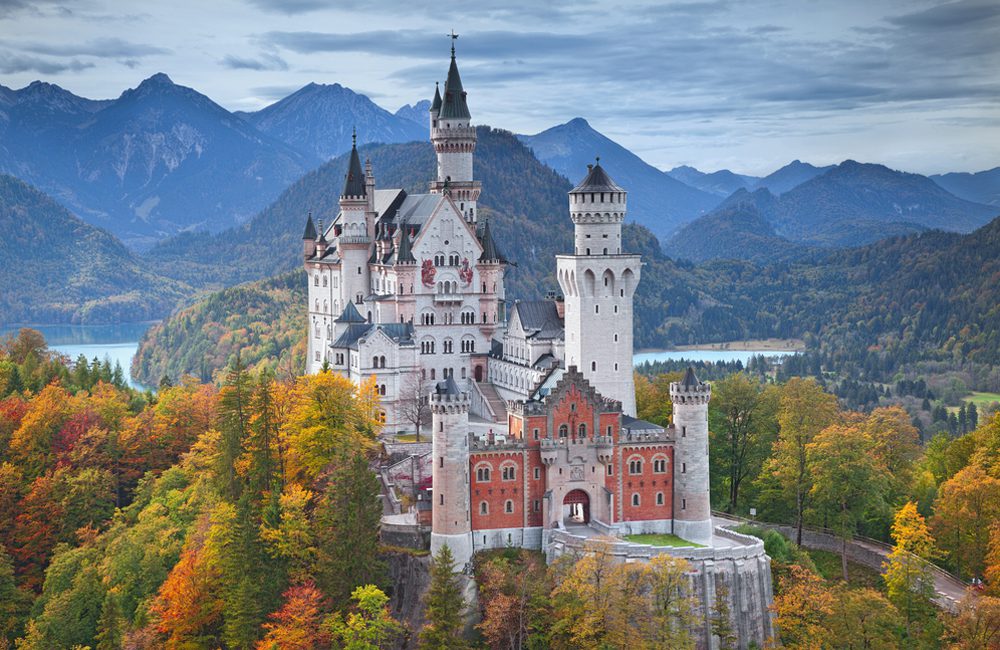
[0,50,94,74]
[250,84,305,100]
[17,37,171,58]
[888,0,1000,29]
[221,52,289,71]
[243,0,328,14]
[0,0,64,18]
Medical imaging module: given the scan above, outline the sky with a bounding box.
[1,0,998,176]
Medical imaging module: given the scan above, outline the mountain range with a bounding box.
[665,160,1000,261]
[0,75,430,249]
[0,174,186,324]
[235,83,427,161]
[518,118,720,239]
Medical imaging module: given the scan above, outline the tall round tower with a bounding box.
[556,161,640,416]
[670,367,713,545]
[428,39,481,223]
[430,377,474,567]
[338,132,372,310]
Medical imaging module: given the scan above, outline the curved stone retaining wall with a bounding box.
[547,526,774,650]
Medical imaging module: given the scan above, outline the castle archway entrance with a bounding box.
[475,365,483,382]
[563,489,590,524]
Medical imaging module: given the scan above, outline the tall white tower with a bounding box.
[556,161,640,415]
[429,39,480,224]
[429,377,474,567]
[338,132,372,312]
[670,367,713,545]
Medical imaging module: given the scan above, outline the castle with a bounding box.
[304,43,773,649]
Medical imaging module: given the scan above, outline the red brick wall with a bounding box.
[470,452,526,530]
[526,450,545,527]
[620,446,673,522]
[550,385,596,439]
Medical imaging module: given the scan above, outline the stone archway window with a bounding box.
[628,456,643,475]
[475,464,492,482]
[558,424,568,438]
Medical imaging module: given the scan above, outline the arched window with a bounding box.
[558,424,568,438]
[313,274,319,286]
[501,464,516,481]
[656,492,665,506]
[591,361,597,371]
[653,456,668,474]
[578,423,587,438]
[632,493,640,506]
[380,355,386,368]
[628,456,643,475]
[505,500,514,514]
[322,275,328,287]
[480,501,489,515]
[476,465,491,482]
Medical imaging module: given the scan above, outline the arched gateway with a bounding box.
[563,489,590,524]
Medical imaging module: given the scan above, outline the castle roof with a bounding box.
[341,132,366,198]
[478,219,506,263]
[430,82,442,115]
[511,300,563,341]
[571,161,624,193]
[435,375,462,396]
[621,415,665,435]
[302,213,317,240]
[331,322,414,350]
[396,225,416,262]
[439,49,471,120]
[335,301,366,323]
[682,366,701,389]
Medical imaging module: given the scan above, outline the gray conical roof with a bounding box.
[430,82,442,115]
[341,132,366,198]
[571,161,624,193]
[335,301,367,323]
[478,219,506,263]
[436,375,461,396]
[396,226,416,263]
[682,366,701,388]
[302,212,317,240]
[439,51,471,120]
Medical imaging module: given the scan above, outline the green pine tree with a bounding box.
[217,354,251,501]
[314,451,386,610]
[419,544,468,650]
[94,590,123,650]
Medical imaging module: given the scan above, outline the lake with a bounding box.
[0,322,154,390]
[633,348,796,366]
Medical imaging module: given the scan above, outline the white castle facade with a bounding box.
[303,43,638,431]
[304,43,774,649]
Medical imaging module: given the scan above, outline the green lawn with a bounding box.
[964,392,1000,407]
[393,433,427,443]
[625,533,704,548]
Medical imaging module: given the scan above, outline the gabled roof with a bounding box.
[622,415,665,434]
[511,300,563,340]
[478,219,506,263]
[330,322,414,351]
[335,301,366,323]
[571,161,624,193]
[439,50,471,120]
[302,212,317,240]
[341,132,366,198]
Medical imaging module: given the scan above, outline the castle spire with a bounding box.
[440,35,470,120]
[341,129,366,198]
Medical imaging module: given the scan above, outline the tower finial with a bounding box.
[595,155,600,165]
[449,30,459,56]
[352,127,357,147]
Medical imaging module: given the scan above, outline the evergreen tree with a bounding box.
[958,403,968,434]
[969,402,979,430]
[217,354,251,501]
[313,451,386,610]
[419,544,468,650]
[94,590,123,650]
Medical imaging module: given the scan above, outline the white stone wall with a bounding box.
[557,253,640,416]
[430,390,474,567]
[671,383,713,545]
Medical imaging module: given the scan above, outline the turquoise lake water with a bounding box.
[0,322,154,390]
[633,348,796,366]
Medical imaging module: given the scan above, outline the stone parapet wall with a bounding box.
[546,526,773,650]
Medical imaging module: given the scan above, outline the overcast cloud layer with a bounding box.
[1,0,997,176]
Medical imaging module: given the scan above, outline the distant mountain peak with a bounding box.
[566,117,591,128]
[143,72,175,86]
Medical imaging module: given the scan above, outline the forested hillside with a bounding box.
[132,272,307,386]
[0,175,187,325]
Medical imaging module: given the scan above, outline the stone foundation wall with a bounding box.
[546,526,774,650]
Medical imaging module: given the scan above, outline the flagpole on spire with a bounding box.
[449,29,459,56]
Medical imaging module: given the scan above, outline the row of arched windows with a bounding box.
[479,500,514,515]
[371,355,386,368]
[627,455,670,475]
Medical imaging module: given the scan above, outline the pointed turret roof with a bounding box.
[478,219,506,263]
[302,212,317,240]
[682,366,701,389]
[335,301,367,323]
[439,47,471,120]
[341,129,366,198]
[435,375,461,396]
[430,82,442,115]
[396,227,416,263]
[571,160,624,193]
